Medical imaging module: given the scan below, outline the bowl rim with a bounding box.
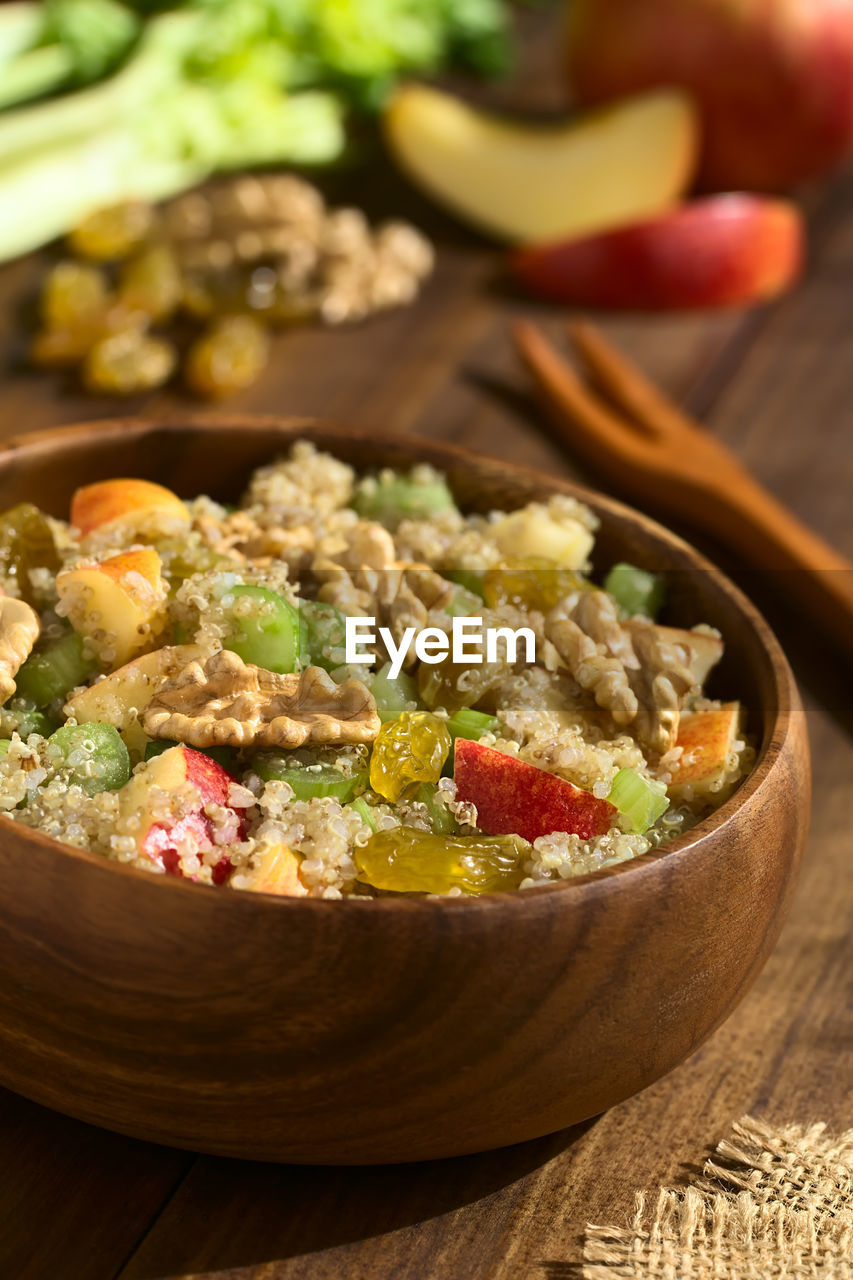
[0,415,801,910]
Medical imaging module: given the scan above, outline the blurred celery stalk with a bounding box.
[0,10,343,260]
[0,0,140,110]
[0,0,512,261]
[0,81,343,259]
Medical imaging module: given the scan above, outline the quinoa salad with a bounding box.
[0,442,753,899]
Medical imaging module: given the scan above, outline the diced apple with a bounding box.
[491,506,594,569]
[57,547,167,669]
[384,84,698,244]
[668,702,741,802]
[510,195,804,309]
[454,738,616,843]
[654,626,723,689]
[245,843,308,897]
[64,644,206,757]
[71,478,189,538]
[116,743,247,881]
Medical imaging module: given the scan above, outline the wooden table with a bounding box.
[1,12,851,1279]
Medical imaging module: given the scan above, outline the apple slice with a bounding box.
[116,743,248,881]
[654,626,723,689]
[57,547,167,669]
[384,84,698,244]
[71,478,189,538]
[668,702,742,802]
[64,644,206,757]
[454,738,616,842]
[245,843,308,897]
[510,194,804,309]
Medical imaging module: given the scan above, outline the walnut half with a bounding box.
[0,596,40,705]
[143,649,380,749]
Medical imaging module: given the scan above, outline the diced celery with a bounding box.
[370,661,418,722]
[444,584,482,617]
[222,584,301,673]
[446,568,485,599]
[608,767,669,834]
[352,472,457,530]
[349,795,377,832]
[1,704,58,740]
[144,739,235,770]
[251,752,365,802]
[447,708,499,742]
[14,628,97,707]
[48,721,131,795]
[414,781,457,835]
[0,739,10,757]
[604,563,665,620]
[298,600,347,671]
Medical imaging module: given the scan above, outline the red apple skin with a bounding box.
[454,739,616,843]
[565,0,853,192]
[135,746,247,882]
[510,195,804,310]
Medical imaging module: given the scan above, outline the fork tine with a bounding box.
[512,320,652,476]
[568,320,700,440]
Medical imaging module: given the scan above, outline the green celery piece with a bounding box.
[4,707,58,739]
[0,107,206,263]
[608,768,669,834]
[447,708,498,742]
[0,739,11,757]
[42,0,140,84]
[349,794,377,832]
[446,568,485,599]
[48,721,131,795]
[0,77,343,262]
[280,0,510,106]
[445,584,482,618]
[0,10,198,161]
[0,43,72,110]
[604,563,665,620]
[352,472,457,530]
[223,585,302,674]
[298,600,347,672]
[371,662,418,722]
[0,0,140,112]
[14,629,96,708]
[0,4,44,65]
[252,753,365,803]
[414,781,457,835]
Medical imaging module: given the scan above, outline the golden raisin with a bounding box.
[369,710,451,803]
[417,656,505,716]
[118,245,183,322]
[82,328,177,395]
[355,827,528,895]
[483,561,584,612]
[40,261,109,330]
[69,201,155,261]
[0,504,60,606]
[184,315,270,397]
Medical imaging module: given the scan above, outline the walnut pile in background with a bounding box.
[29,175,435,398]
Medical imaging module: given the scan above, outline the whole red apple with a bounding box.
[565,0,853,191]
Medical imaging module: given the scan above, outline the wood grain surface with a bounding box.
[0,7,851,1278]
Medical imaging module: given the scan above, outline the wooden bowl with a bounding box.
[0,418,809,1164]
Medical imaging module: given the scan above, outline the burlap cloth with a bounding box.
[583,1116,853,1279]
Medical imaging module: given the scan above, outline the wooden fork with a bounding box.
[513,318,853,653]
